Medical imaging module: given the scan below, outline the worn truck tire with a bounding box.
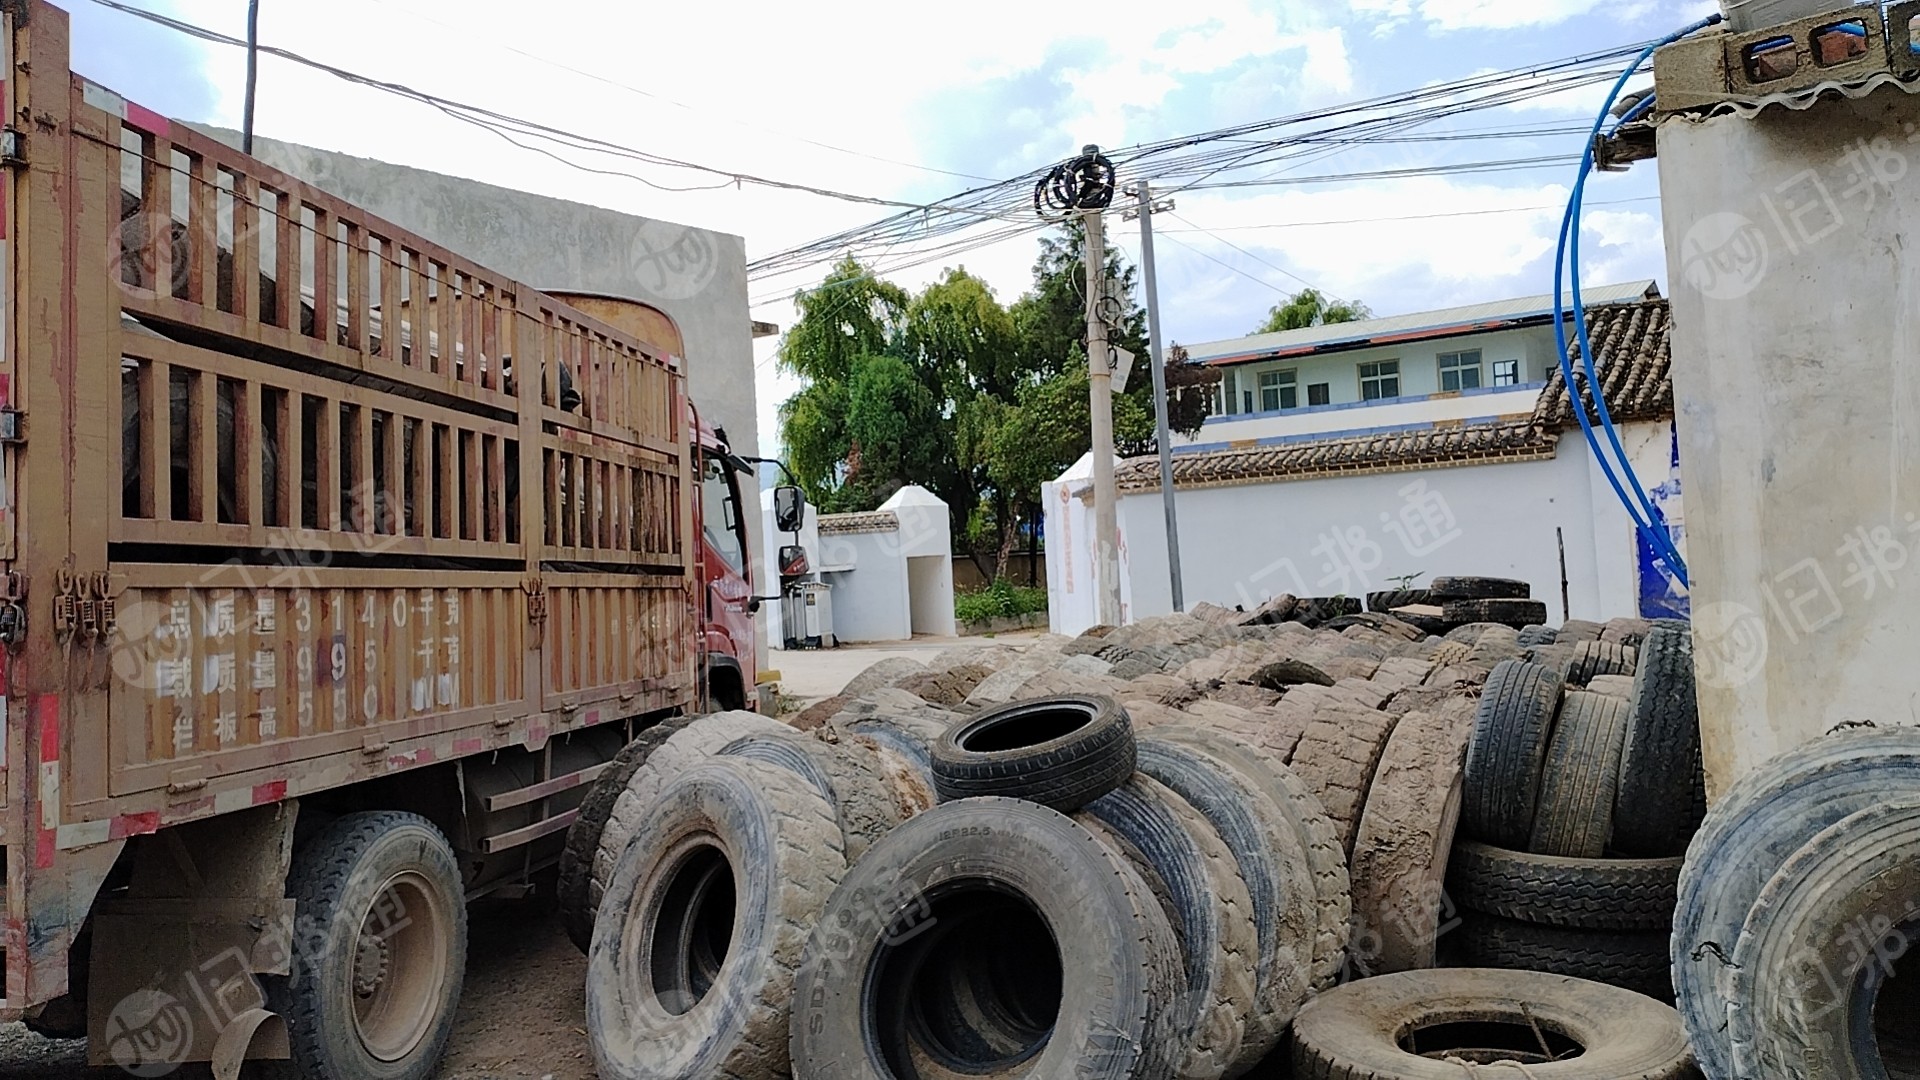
[1430,576,1530,600]
[1457,914,1672,1000]
[790,798,1184,1080]
[1565,640,1637,685]
[1516,624,1558,647]
[1527,691,1629,859]
[1556,618,1604,643]
[1726,798,1920,1080]
[559,714,696,953]
[1367,589,1434,613]
[717,729,903,862]
[1448,841,1679,930]
[587,757,845,1080]
[1673,728,1920,1080]
[1289,709,1403,858]
[1156,725,1352,990]
[931,695,1134,812]
[1290,968,1695,1080]
[270,811,467,1080]
[826,688,957,789]
[1461,660,1566,849]
[1440,598,1549,629]
[1611,622,1699,857]
[1078,775,1258,1080]
[1135,734,1314,1069]
[589,712,787,939]
[1348,700,1476,976]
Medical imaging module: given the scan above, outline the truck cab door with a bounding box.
[697,452,753,709]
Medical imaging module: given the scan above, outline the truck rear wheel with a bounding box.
[272,811,467,1080]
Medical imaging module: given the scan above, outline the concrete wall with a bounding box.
[908,557,956,636]
[203,130,758,456]
[819,533,910,643]
[1074,419,1682,637]
[1659,88,1920,791]
[205,129,773,661]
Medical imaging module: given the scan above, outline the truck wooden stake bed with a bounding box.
[0,2,776,1075]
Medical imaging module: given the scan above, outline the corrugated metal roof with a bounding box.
[1681,71,1920,119]
[1187,280,1659,367]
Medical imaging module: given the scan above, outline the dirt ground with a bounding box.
[0,636,1006,1078]
[0,899,593,1079]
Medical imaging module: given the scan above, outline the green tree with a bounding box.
[778,257,909,386]
[834,353,946,511]
[1252,288,1372,335]
[777,257,919,506]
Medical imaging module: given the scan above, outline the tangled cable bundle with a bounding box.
[1035,144,1117,220]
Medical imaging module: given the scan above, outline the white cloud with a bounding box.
[1415,0,1607,30]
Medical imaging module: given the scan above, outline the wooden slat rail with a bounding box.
[111,333,528,561]
[68,64,699,793]
[110,113,685,453]
[541,433,682,567]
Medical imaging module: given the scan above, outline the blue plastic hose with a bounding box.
[1553,14,1721,587]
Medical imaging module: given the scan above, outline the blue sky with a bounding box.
[66,0,1714,446]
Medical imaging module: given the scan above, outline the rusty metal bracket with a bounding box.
[0,406,24,443]
[0,601,24,646]
[93,572,116,638]
[522,578,547,624]
[52,568,75,638]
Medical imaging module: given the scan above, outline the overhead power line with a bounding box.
[80,0,996,215]
[361,0,995,184]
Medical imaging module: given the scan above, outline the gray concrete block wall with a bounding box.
[199,128,772,662]
[199,127,758,458]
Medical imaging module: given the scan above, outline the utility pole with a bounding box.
[242,0,261,154]
[1127,181,1184,612]
[1082,204,1122,626]
[1038,145,1122,626]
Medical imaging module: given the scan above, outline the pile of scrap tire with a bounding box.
[1670,725,1920,1080]
[559,587,1701,1079]
[1447,620,1705,1000]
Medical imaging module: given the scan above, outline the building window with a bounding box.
[1492,359,1521,387]
[1359,360,1400,401]
[1243,388,1255,413]
[1258,369,1298,412]
[1438,349,1483,392]
[1308,382,1330,406]
[1220,370,1236,414]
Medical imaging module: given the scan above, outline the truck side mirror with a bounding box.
[774,485,805,533]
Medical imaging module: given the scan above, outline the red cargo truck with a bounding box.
[0,3,784,1075]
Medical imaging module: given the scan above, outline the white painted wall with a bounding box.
[1206,326,1560,420]
[819,532,911,643]
[1052,420,1683,637]
[1660,89,1920,790]
[1047,453,1136,635]
[908,557,956,636]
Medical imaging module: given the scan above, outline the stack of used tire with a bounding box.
[1372,575,1550,635]
[1448,620,1703,1000]
[1672,725,1920,1080]
[561,603,1705,1079]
